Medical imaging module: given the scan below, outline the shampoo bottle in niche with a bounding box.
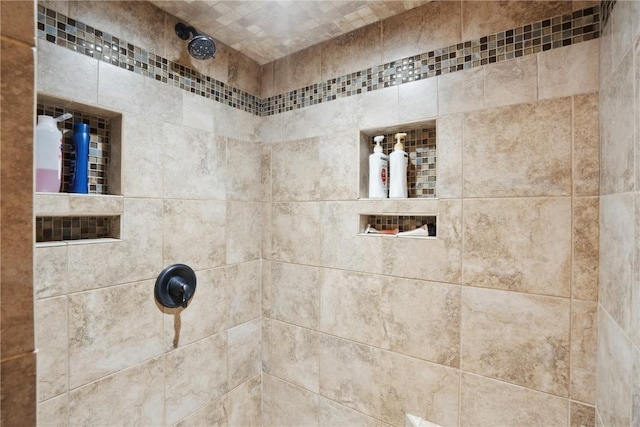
[35,113,71,192]
[389,132,408,198]
[70,123,90,194]
[368,135,388,198]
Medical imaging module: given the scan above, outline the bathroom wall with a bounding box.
[596,1,640,425]
[34,1,263,425]
[0,1,37,425]
[31,1,606,426]
[260,1,600,426]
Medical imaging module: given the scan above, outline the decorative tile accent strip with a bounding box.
[366,215,436,235]
[370,127,437,198]
[38,4,599,118]
[600,0,616,29]
[36,216,119,242]
[37,103,111,194]
[264,5,600,115]
[37,5,259,114]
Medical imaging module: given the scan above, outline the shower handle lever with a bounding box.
[168,277,190,308]
[154,264,197,309]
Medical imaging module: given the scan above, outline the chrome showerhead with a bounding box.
[175,22,216,60]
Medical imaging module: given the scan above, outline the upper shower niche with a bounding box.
[360,120,437,199]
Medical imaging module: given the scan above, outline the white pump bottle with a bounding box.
[368,135,388,198]
[389,132,408,198]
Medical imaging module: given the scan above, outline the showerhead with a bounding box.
[175,22,216,60]
[189,34,216,60]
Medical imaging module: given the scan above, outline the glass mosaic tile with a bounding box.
[37,4,601,118]
[36,216,119,242]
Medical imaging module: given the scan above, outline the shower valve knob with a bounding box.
[155,264,197,309]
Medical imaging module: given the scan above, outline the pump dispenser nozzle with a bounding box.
[394,132,407,150]
[373,135,384,153]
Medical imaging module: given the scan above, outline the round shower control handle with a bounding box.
[155,264,197,309]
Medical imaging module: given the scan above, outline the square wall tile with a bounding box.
[380,350,459,426]
[163,200,226,271]
[538,40,599,100]
[438,66,484,115]
[463,198,571,297]
[271,137,320,202]
[319,268,384,347]
[68,281,164,388]
[381,277,460,367]
[269,262,320,329]
[226,375,262,427]
[226,202,261,264]
[460,373,569,426]
[68,357,164,426]
[462,0,571,41]
[271,202,321,265]
[463,97,572,197]
[227,260,261,327]
[319,335,381,418]
[165,333,228,425]
[483,54,537,109]
[264,320,320,393]
[263,374,319,427]
[162,125,226,200]
[461,287,570,396]
[228,319,262,390]
[227,138,262,202]
[383,1,461,63]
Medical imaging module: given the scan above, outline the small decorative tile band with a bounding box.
[600,0,616,29]
[372,127,437,199]
[366,214,436,235]
[36,216,119,242]
[37,103,111,194]
[38,4,599,118]
[264,5,600,115]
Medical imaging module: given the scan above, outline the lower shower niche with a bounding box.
[36,215,121,243]
[359,214,437,239]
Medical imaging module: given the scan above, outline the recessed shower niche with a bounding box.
[35,95,122,243]
[359,119,437,200]
[358,120,438,238]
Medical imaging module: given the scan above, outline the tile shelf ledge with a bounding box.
[35,192,124,217]
[35,238,122,249]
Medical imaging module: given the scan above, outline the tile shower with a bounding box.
[0,0,631,426]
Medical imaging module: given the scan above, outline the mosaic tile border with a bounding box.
[37,103,111,194]
[36,216,119,242]
[366,214,436,235]
[38,4,600,118]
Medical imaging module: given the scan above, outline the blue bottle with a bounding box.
[70,123,90,194]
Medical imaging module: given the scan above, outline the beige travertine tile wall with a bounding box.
[262,1,600,426]
[34,1,262,425]
[30,0,608,426]
[0,1,37,425]
[596,1,640,425]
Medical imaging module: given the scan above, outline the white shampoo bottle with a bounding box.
[368,135,388,198]
[389,132,408,198]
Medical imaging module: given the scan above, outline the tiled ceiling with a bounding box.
[150,1,431,65]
